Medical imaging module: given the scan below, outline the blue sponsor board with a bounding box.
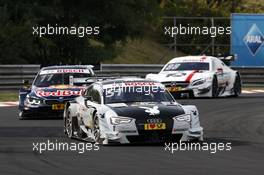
[231,14,264,66]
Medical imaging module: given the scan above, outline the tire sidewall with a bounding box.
[65,108,73,138]
[93,113,102,144]
[234,75,241,97]
[212,76,218,98]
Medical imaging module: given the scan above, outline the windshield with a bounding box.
[33,73,91,87]
[103,86,174,104]
[164,62,209,71]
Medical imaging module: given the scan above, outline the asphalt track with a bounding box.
[0,93,264,175]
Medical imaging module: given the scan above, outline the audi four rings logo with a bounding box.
[171,82,177,86]
[147,118,162,123]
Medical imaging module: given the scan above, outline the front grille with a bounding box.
[163,81,189,88]
[126,131,182,143]
[44,100,68,105]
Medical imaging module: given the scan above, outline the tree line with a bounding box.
[0,0,262,65]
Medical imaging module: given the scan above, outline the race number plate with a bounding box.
[52,104,64,110]
[144,123,166,130]
[167,87,182,92]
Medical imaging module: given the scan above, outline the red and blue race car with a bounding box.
[18,65,96,119]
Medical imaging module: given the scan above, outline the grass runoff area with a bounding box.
[0,91,18,102]
[0,86,264,102]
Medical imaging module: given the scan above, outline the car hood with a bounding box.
[107,102,185,120]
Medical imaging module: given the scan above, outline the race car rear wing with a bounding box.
[216,54,237,66]
[217,55,235,61]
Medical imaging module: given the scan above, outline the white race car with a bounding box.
[63,78,203,144]
[146,56,242,98]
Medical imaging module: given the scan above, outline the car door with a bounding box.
[213,59,225,87]
[220,61,232,87]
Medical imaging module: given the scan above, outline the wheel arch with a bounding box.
[230,70,241,88]
[64,101,78,119]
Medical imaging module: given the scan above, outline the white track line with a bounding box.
[252,90,264,93]
[242,90,255,94]
[0,101,19,107]
[242,89,264,94]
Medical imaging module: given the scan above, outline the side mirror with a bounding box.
[69,75,74,86]
[85,96,92,101]
[22,80,30,88]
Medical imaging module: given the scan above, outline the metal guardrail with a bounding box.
[0,64,263,90]
[0,65,40,90]
[232,67,264,86]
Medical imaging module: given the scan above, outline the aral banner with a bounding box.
[231,13,264,66]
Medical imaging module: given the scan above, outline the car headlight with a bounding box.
[110,116,133,125]
[26,96,42,105]
[192,78,206,86]
[173,114,191,122]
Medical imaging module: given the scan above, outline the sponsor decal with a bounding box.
[36,89,83,97]
[244,24,264,56]
[57,69,85,73]
[181,59,207,62]
[140,106,160,115]
[144,123,166,130]
[167,86,182,92]
[124,82,158,86]
[49,85,75,89]
[52,104,65,110]
[40,69,90,75]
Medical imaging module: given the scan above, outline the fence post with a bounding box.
[173,17,177,56]
[211,17,215,55]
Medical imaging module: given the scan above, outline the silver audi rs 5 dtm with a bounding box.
[63,78,203,144]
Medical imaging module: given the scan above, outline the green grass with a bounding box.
[0,91,18,102]
[103,37,185,64]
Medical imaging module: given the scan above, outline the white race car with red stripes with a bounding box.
[146,56,242,98]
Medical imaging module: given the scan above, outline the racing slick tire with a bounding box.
[233,74,242,97]
[64,108,77,138]
[212,76,219,98]
[92,113,105,144]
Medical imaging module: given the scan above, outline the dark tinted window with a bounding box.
[34,73,91,87]
[92,89,101,104]
[85,86,101,104]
